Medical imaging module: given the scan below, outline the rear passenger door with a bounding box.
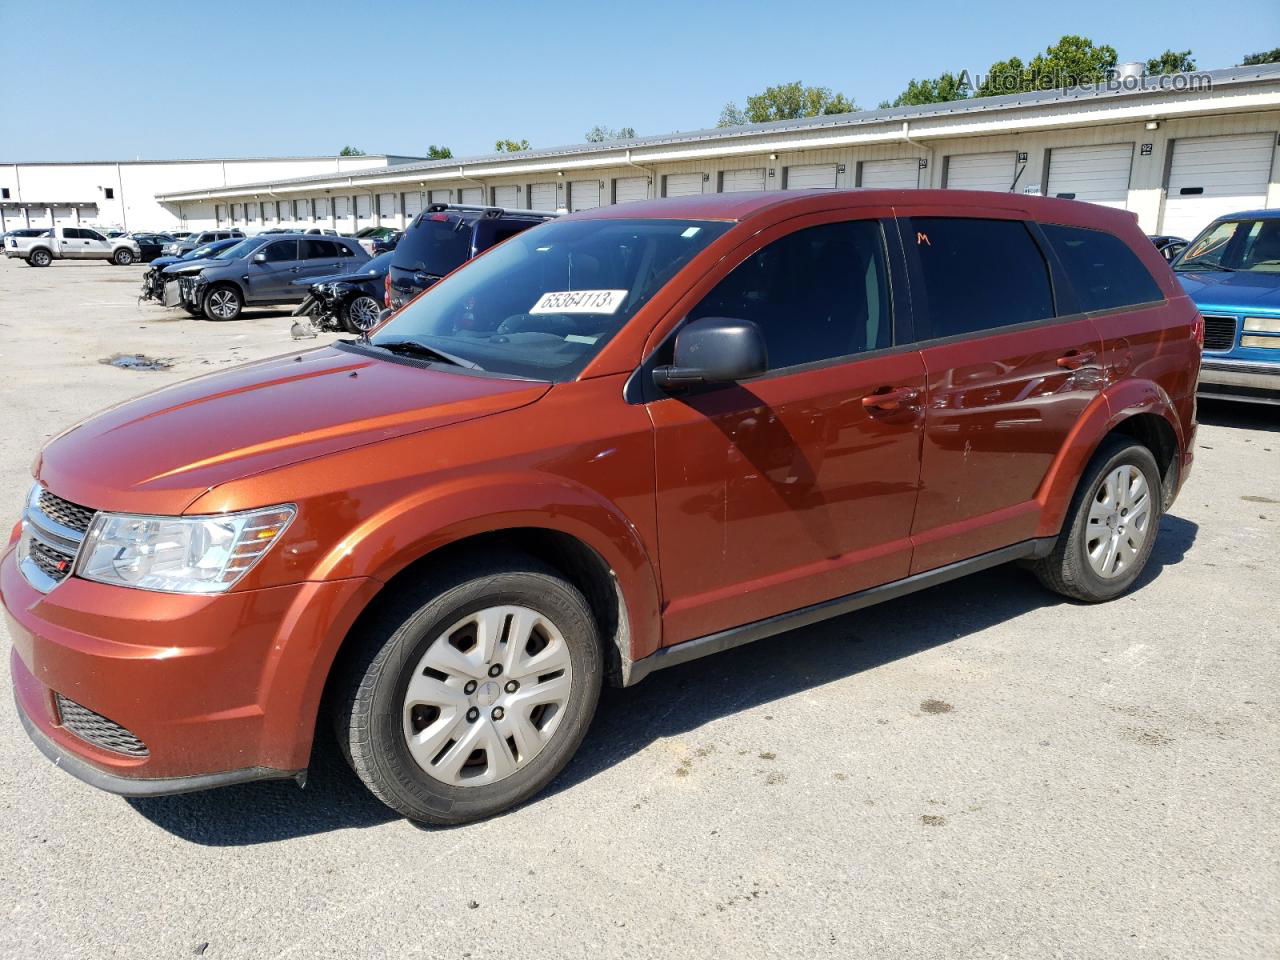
[649,213,927,646]
[298,238,346,284]
[899,212,1103,573]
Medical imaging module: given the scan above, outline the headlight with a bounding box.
[76,505,294,594]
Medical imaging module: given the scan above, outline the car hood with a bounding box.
[150,256,181,269]
[1176,270,1280,313]
[163,258,228,275]
[36,345,551,515]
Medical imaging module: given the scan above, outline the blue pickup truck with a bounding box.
[1173,209,1280,406]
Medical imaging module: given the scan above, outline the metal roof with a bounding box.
[158,63,1280,200]
[3,154,422,166]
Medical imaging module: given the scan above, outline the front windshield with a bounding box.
[215,237,267,260]
[375,218,730,381]
[1174,218,1280,273]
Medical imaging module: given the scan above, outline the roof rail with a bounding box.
[423,202,559,219]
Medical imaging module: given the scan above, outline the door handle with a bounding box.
[862,386,920,413]
[1056,350,1096,370]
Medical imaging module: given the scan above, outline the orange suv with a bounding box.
[3,190,1199,823]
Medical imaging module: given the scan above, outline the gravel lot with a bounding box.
[0,256,1276,960]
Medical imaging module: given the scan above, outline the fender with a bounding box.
[1033,378,1183,538]
[310,471,663,664]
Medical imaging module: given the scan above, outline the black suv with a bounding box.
[387,204,556,310]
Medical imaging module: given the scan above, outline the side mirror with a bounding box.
[652,316,767,391]
[252,252,267,264]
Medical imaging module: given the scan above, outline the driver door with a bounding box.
[647,214,927,646]
[246,238,298,302]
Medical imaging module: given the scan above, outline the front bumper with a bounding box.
[2,544,375,794]
[1198,358,1280,405]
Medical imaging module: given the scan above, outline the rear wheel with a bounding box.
[203,284,242,321]
[335,556,602,824]
[112,248,135,266]
[1031,436,1162,602]
[339,295,383,335]
[28,249,51,267]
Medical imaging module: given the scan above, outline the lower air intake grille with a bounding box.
[1202,315,1238,353]
[28,539,75,583]
[55,695,149,757]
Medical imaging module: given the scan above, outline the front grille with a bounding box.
[1202,315,1238,352]
[37,489,95,533]
[55,695,149,757]
[28,539,75,582]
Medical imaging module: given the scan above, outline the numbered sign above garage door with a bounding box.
[784,164,838,189]
[945,152,1017,192]
[529,182,557,211]
[1160,133,1276,239]
[859,158,920,189]
[720,168,766,192]
[1045,143,1134,208]
[492,185,519,208]
[664,173,704,197]
[614,177,648,203]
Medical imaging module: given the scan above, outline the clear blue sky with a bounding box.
[1,0,1276,161]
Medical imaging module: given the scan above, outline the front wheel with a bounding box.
[339,295,383,335]
[335,557,602,825]
[203,284,243,321]
[1031,436,1162,602]
[112,248,135,266]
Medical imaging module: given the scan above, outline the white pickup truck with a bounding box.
[4,226,141,266]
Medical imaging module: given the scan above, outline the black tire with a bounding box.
[1031,436,1163,603]
[334,556,602,825]
[182,303,203,317]
[203,284,243,321]
[339,294,384,335]
[28,248,51,267]
[112,248,135,266]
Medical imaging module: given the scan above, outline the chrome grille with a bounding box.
[27,539,75,581]
[55,694,149,757]
[1202,315,1238,353]
[37,490,95,533]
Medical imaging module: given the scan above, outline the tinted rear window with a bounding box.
[908,217,1055,339]
[1043,223,1162,311]
[393,215,474,277]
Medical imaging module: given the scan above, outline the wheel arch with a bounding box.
[1035,380,1186,537]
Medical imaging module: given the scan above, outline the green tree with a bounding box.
[494,138,531,152]
[1242,48,1280,65]
[425,144,453,160]
[584,125,637,142]
[879,72,969,108]
[339,145,366,156]
[1147,49,1196,74]
[718,81,857,126]
[977,35,1118,96]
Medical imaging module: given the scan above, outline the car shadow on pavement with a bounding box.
[1196,399,1279,433]
[125,514,1197,845]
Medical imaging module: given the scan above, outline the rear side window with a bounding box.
[1043,224,1163,311]
[393,216,474,276]
[301,238,338,259]
[908,217,1055,338]
[688,219,891,370]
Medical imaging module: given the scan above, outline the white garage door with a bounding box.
[377,193,396,221]
[403,192,423,218]
[216,204,228,224]
[1046,143,1133,208]
[664,173,704,197]
[315,197,330,220]
[53,206,74,225]
[529,182,557,211]
[492,185,519,208]
[614,176,648,203]
[356,195,373,220]
[860,158,919,189]
[428,190,451,205]
[721,168,766,192]
[946,152,1017,192]
[569,180,601,211]
[1161,133,1276,239]
[296,198,312,221]
[28,208,51,227]
[785,164,838,189]
[334,197,350,220]
[459,187,483,205]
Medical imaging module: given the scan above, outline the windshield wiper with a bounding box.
[371,338,482,370]
[1177,263,1238,272]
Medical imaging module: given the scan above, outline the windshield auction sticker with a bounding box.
[530,290,628,315]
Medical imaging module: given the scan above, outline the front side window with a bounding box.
[63,228,84,239]
[377,218,730,381]
[83,229,106,242]
[1042,223,1162,311]
[260,239,298,262]
[907,217,1055,338]
[1175,218,1280,274]
[687,219,892,371]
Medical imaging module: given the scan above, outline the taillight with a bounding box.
[1192,312,1205,349]
[384,271,392,309]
